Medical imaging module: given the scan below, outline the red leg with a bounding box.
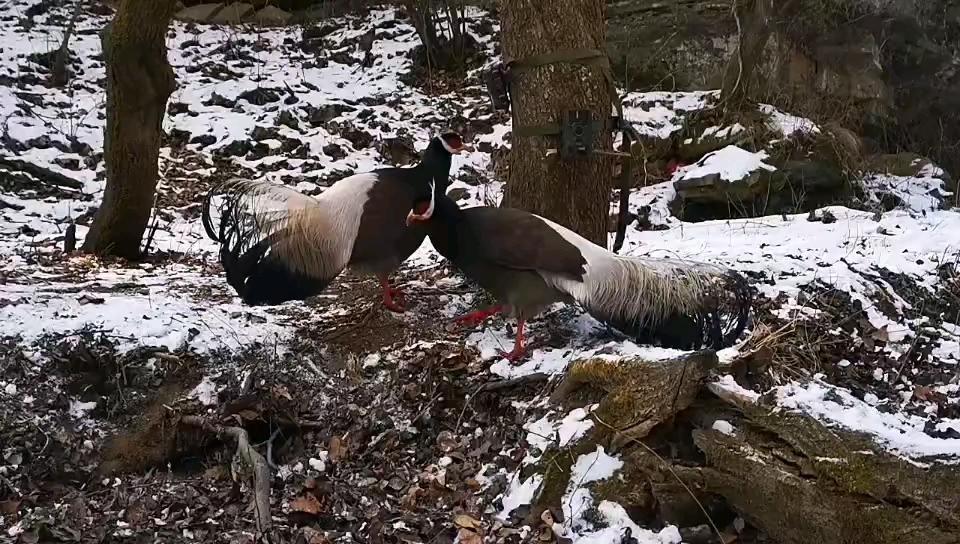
[452,305,504,327]
[378,273,405,313]
[497,319,526,361]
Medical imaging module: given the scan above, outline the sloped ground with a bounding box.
[1,1,959,543]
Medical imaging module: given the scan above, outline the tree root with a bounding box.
[180,415,272,537]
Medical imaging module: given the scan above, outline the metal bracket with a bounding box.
[559,109,594,160]
[483,63,512,112]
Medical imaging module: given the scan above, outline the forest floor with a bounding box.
[1,1,959,543]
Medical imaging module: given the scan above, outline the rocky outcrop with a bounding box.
[605,0,960,178]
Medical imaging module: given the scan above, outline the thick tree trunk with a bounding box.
[81,0,178,259]
[500,0,614,247]
[719,0,790,110]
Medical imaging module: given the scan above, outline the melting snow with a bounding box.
[678,145,777,182]
[0,1,958,541]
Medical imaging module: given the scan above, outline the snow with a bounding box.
[1,1,959,541]
[678,145,777,183]
[775,380,960,462]
[496,473,543,521]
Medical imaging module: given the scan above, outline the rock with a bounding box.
[219,139,252,157]
[245,142,271,161]
[275,110,299,131]
[173,4,223,23]
[238,87,280,105]
[447,187,470,202]
[322,143,347,160]
[280,137,303,154]
[250,126,279,142]
[209,2,253,25]
[247,5,291,26]
[202,93,236,108]
[68,139,92,157]
[167,102,190,115]
[376,137,418,166]
[26,135,52,149]
[53,157,81,171]
[341,127,372,150]
[329,51,359,66]
[605,0,960,179]
[190,134,217,148]
[306,104,355,127]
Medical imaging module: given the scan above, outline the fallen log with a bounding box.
[697,381,960,542]
[0,156,84,190]
[528,351,960,543]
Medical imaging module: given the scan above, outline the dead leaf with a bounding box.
[914,385,947,404]
[536,525,553,541]
[237,409,260,421]
[454,513,481,530]
[456,528,482,544]
[272,384,293,401]
[204,465,231,482]
[0,499,21,517]
[289,494,323,515]
[328,436,346,462]
[540,509,554,525]
[301,526,329,544]
[914,385,934,401]
[871,325,890,343]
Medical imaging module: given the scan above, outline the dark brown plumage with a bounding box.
[202,132,471,310]
[410,195,752,360]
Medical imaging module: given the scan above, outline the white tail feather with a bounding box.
[533,215,730,328]
[209,174,379,281]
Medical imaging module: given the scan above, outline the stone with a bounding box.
[173,3,223,23]
[247,5,292,26]
[209,2,253,25]
[605,0,960,179]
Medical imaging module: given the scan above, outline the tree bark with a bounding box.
[719,0,794,110]
[81,0,178,259]
[500,0,614,247]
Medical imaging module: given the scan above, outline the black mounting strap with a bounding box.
[487,47,642,253]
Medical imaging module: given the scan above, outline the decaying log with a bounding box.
[536,351,960,544]
[693,383,960,542]
[694,426,960,544]
[550,350,717,448]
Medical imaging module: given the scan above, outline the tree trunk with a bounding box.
[500,0,614,248]
[81,0,178,259]
[719,0,782,110]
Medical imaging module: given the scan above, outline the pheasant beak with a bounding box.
[405,180,436,226]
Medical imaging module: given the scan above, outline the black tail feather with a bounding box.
[201,182,333,306]
[592,269,754,351]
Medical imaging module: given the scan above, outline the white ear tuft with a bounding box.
[423,179,436,218]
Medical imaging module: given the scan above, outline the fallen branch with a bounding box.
[0,197,25,211]
[0,157,84,190]
[180,415,272,535]
[480,372,549,392]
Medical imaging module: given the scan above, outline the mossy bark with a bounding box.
[499,0,614,247]
[81,0,178,259]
